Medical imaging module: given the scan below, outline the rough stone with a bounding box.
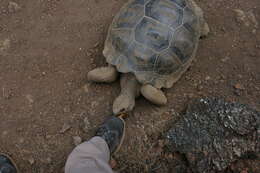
[83,117,91,133]
[25,94,34,104]
[234,83,245,90]
[8,1,21,13]
[234,9,258,28]
[73,136,82,146]
[28,157,35,165]
[0,39,10,53]
[165,98,259,173]
[59,123,71,134]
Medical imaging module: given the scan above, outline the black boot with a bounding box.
[0,154,17,173]
[95,116,125,154]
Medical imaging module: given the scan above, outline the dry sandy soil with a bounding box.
[0,0,259,172]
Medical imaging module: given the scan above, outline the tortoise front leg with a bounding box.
[141,85,167,105]
[113,73,140,114]
[87,65,118,83]
[201,22,210,37]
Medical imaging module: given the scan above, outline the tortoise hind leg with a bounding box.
[87,65,118,83]
[190,0,210,37]
[141,85,167,105]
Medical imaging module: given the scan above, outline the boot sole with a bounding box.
[112,117,126,155]
[0,153,19,173]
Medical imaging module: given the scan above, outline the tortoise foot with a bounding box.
[141,85,167,105]
[87,66,118,83]
[113,94,135,115]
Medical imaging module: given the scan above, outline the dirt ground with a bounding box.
[0,0,259,172]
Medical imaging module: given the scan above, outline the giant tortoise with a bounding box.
[88,0,209,114]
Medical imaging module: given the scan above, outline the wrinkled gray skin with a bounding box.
[87,0,209,114]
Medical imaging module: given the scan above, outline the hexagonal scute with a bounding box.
[170,26,197,62]
[168,0,186,8]
[135,17,172,52]
[155,49,182,75]
[145,0,183,29]
[124,41,157,72]
[183,7,200,33]
[109,29,133,55]
[112,2,144,29]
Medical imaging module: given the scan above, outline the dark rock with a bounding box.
[165,98,259,173]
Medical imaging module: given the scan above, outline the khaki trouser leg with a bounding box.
[65,136,114,173]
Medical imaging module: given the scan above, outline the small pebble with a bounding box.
[17,127,23,132]
[60,123,71,133]
[83,84,89,93]
[237,74,243,79]
[2,131,8,136]
[197,85,203,91]
[205,76,211,81]
[19,138,25,143]
[234,9,249,26]
[91,101,98,108]
[0,39,11,52]
[63,106,71,113]
[73,136,82,146]
[8,2,21,13]
[234,9,258,28]
[46,135,52,139]
[234,83,245,90]
[25,94,34,104]
[28,157,35,165]
[247,11,258,28]
[221,56,230,62]
[45,157,52,164]
[83,117,91,132]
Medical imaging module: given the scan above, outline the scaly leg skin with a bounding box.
[113,73,140,115]
[190,0,210,37]
[87,65,118,83]
[141,84,167,105]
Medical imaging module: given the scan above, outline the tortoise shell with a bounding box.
[103,0,201,88]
